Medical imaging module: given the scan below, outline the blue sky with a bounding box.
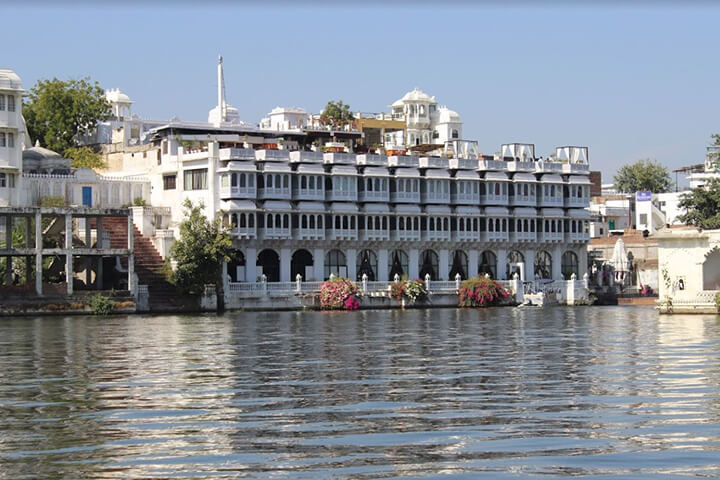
[3,4,720,185]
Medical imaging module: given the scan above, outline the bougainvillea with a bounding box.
[389,279,428,303]
[458,276,509,307]
[319,277,359,310]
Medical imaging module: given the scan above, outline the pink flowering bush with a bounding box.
[458,276,509,307]
[319,277,359,310]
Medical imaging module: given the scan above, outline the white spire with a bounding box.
[217,54,227,122]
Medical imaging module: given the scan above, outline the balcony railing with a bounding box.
[356,154,387,166]
[477,159,506,170]
[360,229,390,241]
[256,150,290,161]
[292,188,324,201]
[480,194,508,205]
[419,157,449,169]
[289,151,323,163]
[484,231,509,242]
[219,148,256,161]
[562,163,589,174]
[564,197,589,208]
[323,152,355,164]
[535,161,563,173]
[326,190,358,202]
[510,194,536,206]
[358,191,389,202]
[566,232,590,243]
[449,158,478,170]
[421,192,451,203]
[390,192,421,203]
[260,227,291,239]
[453,230,481,242]
[388,155,419,167]
[423,230,451,241]
[293,228,324,240]
[451,193,480,204]
[540,232,564,243]
[220,186,257,199]
[258,187,291,199]
[393,230,421,241]
[511,231,537,243]
[329,229,358,240]
[229,226,257,238]
[538,196,564,207]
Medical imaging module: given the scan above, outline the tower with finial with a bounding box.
[208,54,239,125]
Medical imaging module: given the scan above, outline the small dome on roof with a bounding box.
[392,87,436,107]
[436,106,461,124]
[23,145,63,161]
[0,69,22,91]
[105,88,132,104]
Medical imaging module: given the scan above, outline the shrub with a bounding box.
[715,292,720,310]
[458,276,509,307]
[90,294,115,315]
[390,281,405,300]
[389,279,427,303]
[319,277,358,310]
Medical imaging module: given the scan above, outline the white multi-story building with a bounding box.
[0,69,23,207]
[386,87,462,148]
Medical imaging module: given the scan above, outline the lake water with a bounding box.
[1,307,719,479]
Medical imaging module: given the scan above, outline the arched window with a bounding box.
[479,251,497,279]
[301,215,307,229]
[301,176,307,189]
[449,250,468,280]
[356,249,378,281]
[231,173,238,187]
[325,249,347,279]
[506,250,525,279]
[267,214,274,228]
[309,176,315,190]
[239,213,246,228]
[267,175,273,188]
[535,250,552,279]
[248,214,255,228]
[561,251,579,280]
[318,215,323,229]
[309,215,315,229]
[452,129,459,139]
[419,249,439,280]
[703,248,720,289]
[388,250,409,280]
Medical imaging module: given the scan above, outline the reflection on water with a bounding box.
[0,307,719,479]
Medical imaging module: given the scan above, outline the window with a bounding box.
[0,95,4,111]
[0,173,5,187]
[183,168,207,190]
[325,249,347,279]
[163,174,176,190]
[561,251,579,280]
[7,133,13,148]
[534,250,552,279]
[8,95,16,112]
[0,132,5,147]
[8,174,14,188]
[452,129,459,139]
[479,251,497,279]
[639,213,648,225]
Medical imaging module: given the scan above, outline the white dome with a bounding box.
[0,69,22,91]
[105,88,132,104]
[392,87,436,106]
[437,106,461,124]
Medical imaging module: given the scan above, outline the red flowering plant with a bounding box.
[458,276,509,307]
[389,279,427,303]
[319,277,359,310]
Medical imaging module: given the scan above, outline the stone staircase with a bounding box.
[101,216,198,312]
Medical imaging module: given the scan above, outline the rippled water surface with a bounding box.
[1,307,719,479]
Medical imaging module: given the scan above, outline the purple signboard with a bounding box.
[636,191,652,202]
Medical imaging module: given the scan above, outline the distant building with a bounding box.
[0,69,23,207]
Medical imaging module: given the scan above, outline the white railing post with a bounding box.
[261,274,267,293]
[583,272,589,289]
[394,273,400,283]
[330,273,335,280]
[455,273,461,290]
[425,273,431,292]
[513,272,523,304]
[361,273,368,293]
[296,273,302,293]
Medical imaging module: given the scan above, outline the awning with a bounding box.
[220,200,257,211]
[262,200,293,211]
[331,165,358,176]
[568,208,591,219]
[455,170,480,180]
[541,208,565,217]
[513,207,538,217]
[297,164,324,174]
[455,205,481,215]
[566,175,592,184]
[425,205,452,215]
[225,161,256,172]
[540,174,563,183]
[330,202,359,212]
[394,204,422,214]
[484,206,509,216]
[363,166,391,177]
[484,172,509,181]
[512,173,537,183]
[262,163,291,173]
[362,203,391,213]
[295,201,325,212]
[395,168,420,177]
[425,169,451,179]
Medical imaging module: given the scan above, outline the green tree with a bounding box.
[708,134,720,170]
[677,178,720,229]
[170,200,233,309]
[613,159,673,193]
[23,77,111,155]
[65,146,107,170]
[319,100,354,128]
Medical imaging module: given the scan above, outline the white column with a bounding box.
[207,141,218,217]
[346,248,357,281]
[578,245,588,279]
[524,249,535,282]
[35,210,42,295]
[409,248,419,279]
[313,248,324,281]
[552,244,563,280]
[245,247,257,282]
[378,248,389,282]
[468,250,479,278]
[65,213,73,295]
[280,247,291,282]
[496,247,507,280]
[439,249,449,280]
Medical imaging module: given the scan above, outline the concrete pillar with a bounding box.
[552,244,563,280]
[468,250,479,278]
[127,212,135,295]
[85,218,92,286]
[524,249,535,282]
[346,248,357,281]
[280,247,291,282]
[439,249,449,280]
[35,210,42,295]
[65,213,73,295]
[378,248,389,282]
[313,248,324,281]
[496,247,507,280]
[409,248,419,279]
[578,245,588,279]
[97,216,103,248]
[207,142,218,217]
[246,247,257,282]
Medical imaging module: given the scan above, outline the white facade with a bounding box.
[386,88,462,148]
[260,107,309,131]
[0,69,23,207]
